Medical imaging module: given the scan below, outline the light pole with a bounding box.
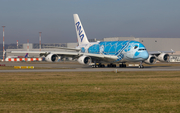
[39,32,42,51]
[2,26,5,61]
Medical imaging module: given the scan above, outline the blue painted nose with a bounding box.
[141,51,149,60]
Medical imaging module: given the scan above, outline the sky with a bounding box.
[0,0,180,44]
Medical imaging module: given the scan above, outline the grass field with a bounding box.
[0,71,180,113]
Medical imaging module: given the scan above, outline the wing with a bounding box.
[44,46,80,51]
[10,51,79,57]
[82,53,118,61]
[11,51,48,54]
[148,50,175,55]
[51,51,79,57]
[147,50,175,63]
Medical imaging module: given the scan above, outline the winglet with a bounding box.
[73,14,89,45]
[171,49,174,54]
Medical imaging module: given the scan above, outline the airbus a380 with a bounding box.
[11,14,173,68]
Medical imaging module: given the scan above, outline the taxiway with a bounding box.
[0,61,180,72]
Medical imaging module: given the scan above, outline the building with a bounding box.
[6,43,77,58]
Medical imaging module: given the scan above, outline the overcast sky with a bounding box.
[0,0,180,44]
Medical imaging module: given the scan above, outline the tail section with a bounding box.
[25,53,28,58]
[73,14,89,45]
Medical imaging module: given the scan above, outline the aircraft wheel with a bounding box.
[109,64,112,67]
[108,64,112,67]
[100,64,105,68]
[142,65,144,68]
[139,65,144,69]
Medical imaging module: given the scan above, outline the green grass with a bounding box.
[0,71,180,113]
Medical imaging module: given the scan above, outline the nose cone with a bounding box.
[133,50,149,60]
[141,51,149,60]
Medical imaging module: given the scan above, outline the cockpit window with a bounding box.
[134,46,138,49]
[138,49,146,51]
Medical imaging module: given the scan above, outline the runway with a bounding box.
[0,61,180,72]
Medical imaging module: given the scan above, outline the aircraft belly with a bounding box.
[91,57,115,63]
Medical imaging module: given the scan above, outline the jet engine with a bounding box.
[45,54,58,62]
[144,55,157,64]
[77,56,91,65]
[157,53,170,62]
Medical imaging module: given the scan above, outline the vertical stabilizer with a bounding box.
[25,53,28,58]
[73,14,89,45]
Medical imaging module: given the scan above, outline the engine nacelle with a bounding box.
[77,56,91,65]
[45,54,58,62]
[144,55,157,64]
[157,53,170,62]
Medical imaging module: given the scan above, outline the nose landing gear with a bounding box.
[139,61,144,69]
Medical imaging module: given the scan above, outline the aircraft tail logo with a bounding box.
[73,14,89,45]
[25,53,28,58]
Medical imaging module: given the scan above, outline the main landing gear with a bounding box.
[91,62,145,68]
[107,63,126,68]
[92,63,105,68]
[91,63,127,68]
[119,63,126,68]
[107,63,116,67]
[92,63,116,68]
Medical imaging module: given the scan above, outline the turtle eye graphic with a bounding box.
[134,46,138,49]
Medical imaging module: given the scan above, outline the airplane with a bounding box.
[7,53,29,58]
[10,14,174,68]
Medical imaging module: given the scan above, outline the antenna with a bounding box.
[17,40,18,49]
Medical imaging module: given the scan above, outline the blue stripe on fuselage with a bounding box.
[88,41,130,55]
